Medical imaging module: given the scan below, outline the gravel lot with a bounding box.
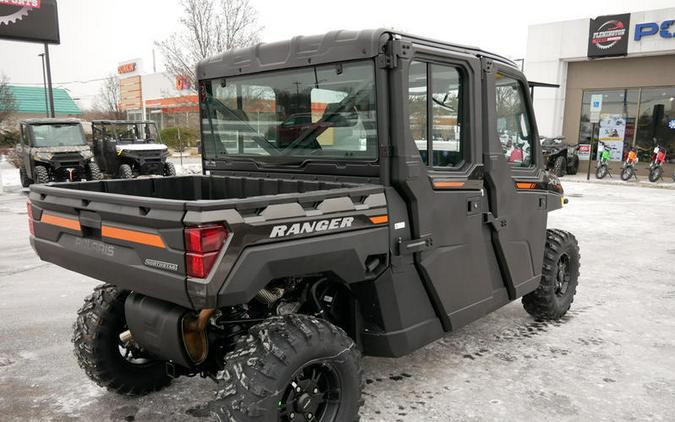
[0,179,673,421]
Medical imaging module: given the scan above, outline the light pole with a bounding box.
[38,53,49,117]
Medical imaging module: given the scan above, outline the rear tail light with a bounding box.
[184,224,227,278]
[27,201,35,236]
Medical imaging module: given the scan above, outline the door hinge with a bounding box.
[481,57,495,79]
[484,212,507,231]
[377,39,412,69]
[396,235,433,255]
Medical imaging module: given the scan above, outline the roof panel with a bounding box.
[5,85,81,115]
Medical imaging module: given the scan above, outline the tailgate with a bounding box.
[28,186,192,308]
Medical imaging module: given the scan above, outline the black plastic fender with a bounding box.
[215,227,389,307]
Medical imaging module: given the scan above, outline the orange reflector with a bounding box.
[433,181,465,188]
[102,225,166,248]
[516,182,537,190]
[369,215,389,225]
[41,213,81,231]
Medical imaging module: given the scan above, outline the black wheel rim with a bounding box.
[279,362,342,422]
[555,253,571,297]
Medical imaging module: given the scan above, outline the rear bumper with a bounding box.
[31,235,193,308]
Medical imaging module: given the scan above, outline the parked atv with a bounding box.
[91,120,175,179]
[11,119,102,187]
[28,30,580,421]
[540,136,579,177]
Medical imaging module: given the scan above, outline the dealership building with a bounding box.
[116,58,198,129]
[526,7,675,167]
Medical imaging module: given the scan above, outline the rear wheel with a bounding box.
[595,164,608,179]
[72,284,172,395]
[163,162,176,176]
[33,165,50,184]
[19,167,32,187]
[211,314,363,422]
[118,164,133,179]
[523,229,580,320]
[553,156,566,177]
[86,162,103,181]
[648,166,662,183]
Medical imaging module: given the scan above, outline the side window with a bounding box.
[408,61,428,164]
[408,61,464,167]
[495,74,533,167]
[430,64,462,167]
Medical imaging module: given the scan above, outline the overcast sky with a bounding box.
[0,0,672,109]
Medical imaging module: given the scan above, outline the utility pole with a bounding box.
[38,53,49,117]
[43,43,55,117]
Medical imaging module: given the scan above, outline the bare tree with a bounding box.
[0,75,17,126]
[95,74,124,119]
[155,0,262,86]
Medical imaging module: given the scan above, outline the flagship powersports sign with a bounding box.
[0,0,59,44]
[587,13,630,58]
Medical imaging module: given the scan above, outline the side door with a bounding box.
[19,124,33,178]
[390,48,506,331]
[480,60,549,300]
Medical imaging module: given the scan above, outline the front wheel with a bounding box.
[553,156,566,177]
[163,162,176,176]
[211,314,363,422]
[648,166,662,183]
[523,229,580,320]
[33,165,50,184]
[595,164,608,179]
[566,156,579,175]
[72,284,172,395]
[86,161,103,181]
[118,164,133,179]
[620,166,633,181]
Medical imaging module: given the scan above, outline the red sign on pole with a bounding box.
[578,144,592,160]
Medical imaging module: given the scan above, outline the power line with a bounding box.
[9,76,109,86]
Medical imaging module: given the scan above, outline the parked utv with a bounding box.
[540,136,579,176]
[91,120,175,178]
[12,119,102,186]
[28,29,580,421]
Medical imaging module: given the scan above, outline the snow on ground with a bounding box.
[0,161,673,421]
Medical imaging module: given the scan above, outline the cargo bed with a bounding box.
[28,175,385,308]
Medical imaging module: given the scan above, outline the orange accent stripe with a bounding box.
[102,226,166,248]
[41,213,81,231]
[369,215,389,225]
[433,181,465,188]
[516,182,537,190]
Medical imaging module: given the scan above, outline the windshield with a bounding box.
[29,124,86,147]
[200,60,378,164]
[101,123,160,144]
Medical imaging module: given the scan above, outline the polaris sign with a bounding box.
[634,19,675,41]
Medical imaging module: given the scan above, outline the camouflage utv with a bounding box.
[14,119,102,186]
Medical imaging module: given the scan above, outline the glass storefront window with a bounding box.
[635,87,675,162]
[579,87,675,163]
[579,89,639,157]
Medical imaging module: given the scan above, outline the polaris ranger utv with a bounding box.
[12,119,102,186]
[91,120,175,178]
[28,29,580,421]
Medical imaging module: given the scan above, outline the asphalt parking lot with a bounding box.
[0,179,673,422]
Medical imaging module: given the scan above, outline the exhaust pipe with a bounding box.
[181,308,216,364]
[124,293,215,368]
